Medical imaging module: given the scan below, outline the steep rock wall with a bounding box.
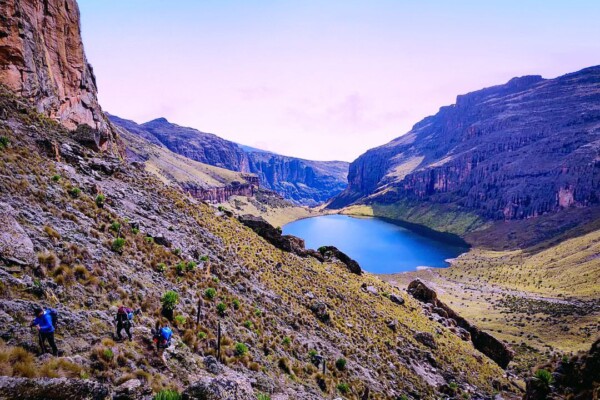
[0,0,114,149]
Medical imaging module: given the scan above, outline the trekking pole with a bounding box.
[322,357,326,375]
[216,321,221,362]
[196,299,203,326]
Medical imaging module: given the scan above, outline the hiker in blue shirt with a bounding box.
[30,306,58,356]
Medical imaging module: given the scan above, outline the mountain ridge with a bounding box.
[110,115,349,206]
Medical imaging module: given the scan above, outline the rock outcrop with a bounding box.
[182,181,256,203]
[109,115,349,205]
[408,279,514,368]
[0,376,111,400]
[0,0,116,150]
[524,338,600,400]
[329,67,600,231]
[0,202,36,266]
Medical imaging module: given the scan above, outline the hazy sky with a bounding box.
[78,1,600,161]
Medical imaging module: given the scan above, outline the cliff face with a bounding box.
[182,181,256,203]
[0,0,115,150]
[110,116,349,205]
[330,67,600,224]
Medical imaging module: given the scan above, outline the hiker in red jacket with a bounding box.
[115,305,134,341]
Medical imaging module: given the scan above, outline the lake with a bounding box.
[282,214,468,274]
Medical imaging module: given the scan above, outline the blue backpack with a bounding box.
[160,327,172,342]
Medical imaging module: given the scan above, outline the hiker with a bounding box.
[30,305,58,356]
[115,305,136,341]
[151,321,173,351]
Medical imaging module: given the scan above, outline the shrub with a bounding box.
[132,227,140,235]
[156,263,167,273]
[200,255,209,262]
[172,248,181,256]
[257,394,271,400]
[186,261,197,271]
[234,342,248,357]
[111,238,125,253]
[69,187,82,198]
[212,276,219,283]
[101,348,114,361]
[153,390,181,400]
[243,320,253,329]
[336,383,349,394]
[176,262,185,275]
[110,221,121,232]
[51,175,61,182]
[161,290,179,311]
[254,308,262,317]
[216,302,227,317]
[335,357,346,371]
[282,336,291,346]
[197,332,207,340]
[449,382,458,392]
[145,236,154,244]
[204,288,216,300]
[95,194,105,207]
[0,136,9,149]
[308,349,318,358]
[232,299,240,310]
[174,315,186,326]
[534,369,553,387]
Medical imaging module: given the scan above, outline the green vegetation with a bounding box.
[153,390,181,400]
[175,262,185,275]
[186,261,197,271]
[243,320,253,329]
[534,369,553,387]
[101,348,114,362]
[69,187,82,198]
[216,302,227,316]
[232,299,240,310]
[110,221,121,232]
[200,255,209,262]
[197,332,207,340]
[174,315,186,326]
[111,238,125,253]
[161,290,179,311]
[336,382,350,394]
[156,263,167,273]
[204,287,216,300]
[335,357,347,371]
[131,227,140,235]
[95,194,105,207]
[234,342,248,357]
[256,394,271,400]
[172,248,182,256]
[0,136,9,149]
[282,336,291,346]
[51,174,61,182]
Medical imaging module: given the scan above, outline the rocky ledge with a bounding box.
[408,279,514,369]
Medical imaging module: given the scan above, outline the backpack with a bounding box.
[47,308,58,328]
[160,327,172,342]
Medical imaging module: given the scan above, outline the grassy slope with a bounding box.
[0,87,518,399]
[383,227,600,375]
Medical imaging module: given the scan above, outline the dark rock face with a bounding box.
[182,374,254,400]
[237,215,311,256]
[0,0,116,150]
[524,338,600,400]
[109,116,349,205]
[0,376,111,400]
[330,67,600,225]
[408,279,514,368]
[317,246,362,275]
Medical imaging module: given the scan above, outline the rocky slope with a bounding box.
[0,0,117,151]
[109,116,349,206]
[0,86,520,399]
[329,67,600,243]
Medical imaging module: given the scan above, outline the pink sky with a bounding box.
[79,1,600,161]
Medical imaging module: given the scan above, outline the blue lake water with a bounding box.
[283,214,468,274]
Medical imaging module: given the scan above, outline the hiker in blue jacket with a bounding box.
[30,306,58,356]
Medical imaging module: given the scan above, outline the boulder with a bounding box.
[0,376,111,400]
[310,301,331,324]
[113,378,151,400]
[182,373,254,400]
[0,202,36,266]
[414,331,437,349]
[390,294,405,306]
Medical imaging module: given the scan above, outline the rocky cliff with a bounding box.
[0,0,116,151]
[109,116,349,206]
[330,67,600,234]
